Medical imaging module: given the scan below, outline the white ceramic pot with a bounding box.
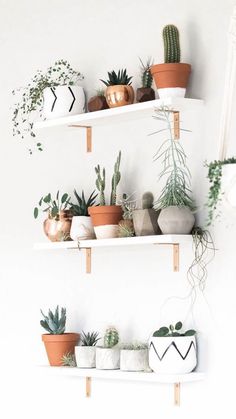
[157,87,186,98]
[149,335,197,374]
[96,347,120,370]
[75,346,96,368]
[158,206,195,234]
[43,85,85,119]
[221,164,236,208]
[94,225,119,239]
[70,216,95,241]
[120,349,149,372]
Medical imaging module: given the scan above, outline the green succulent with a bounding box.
[104,327,119,348]
[61,352,76,367]
[40,306,66,334]
[139,57,153,88]
[81,331,100,346]
[70,190,97,216]
[163,24,181,63]
[100,69,132,86]
[153,321,196,337]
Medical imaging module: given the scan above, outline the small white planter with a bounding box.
[149,336,197,374]
[75,346,96,368]
[43,85,85,119]
[120,349,149,372]
[221,164,236,208]
[96,347,120,370]
[157,87,186,98]
[70,216,95,241]
[94,225,119,239]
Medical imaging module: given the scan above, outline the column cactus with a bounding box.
[142,192,154,209]
[95,164,106,206]
[104,327,119,348]
[163,24,181,63]
[110,150,121,205]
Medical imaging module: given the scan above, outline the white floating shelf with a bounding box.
[34,234,192,273]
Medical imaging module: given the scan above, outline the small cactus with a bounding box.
[163,24,181,63]
[142,192,154,209]
[95,165,106,206]
[110,151,121,205]
[104,327,119,348]
[139,57,153,88]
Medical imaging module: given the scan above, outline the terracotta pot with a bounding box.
[87,95,109,112]
[136,87,155,103]
[150,63,191,98]
[105,85,134,108]
[88,205,123,239]
[42,333,80,366]
[43,210,72,242]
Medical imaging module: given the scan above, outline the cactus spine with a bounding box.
[95,165,106,206]
[142,192,154,209]
[104,327,119,348]
[139,57,153,88]
[110,151,121,205]
[163,25,180,63]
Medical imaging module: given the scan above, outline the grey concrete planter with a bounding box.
[133,209,161,236]
[96,347,120,370]
[158,206,195,234]
[75,346,96,368]
[120,349,149,371]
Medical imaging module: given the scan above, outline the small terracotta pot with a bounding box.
[87,95,109,112]
[105,85,134,108]
[43,210,72,242]
[136,87,155,103]
[150,63,191,96]
[88,205,123,239]
[42,333,80,366]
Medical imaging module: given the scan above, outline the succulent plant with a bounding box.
[81,331,100,346]
[95,151,122,206]
[70,190,97,216]
[142,192,154,209]
[95,165,106,206]
[104,327,119,348]
[100,69,132,87]
[118,223,135,238]
[34,191,71,219]
[40,306,66,335]
[153,321,196,337]
[61,352,77,367]
[163,24,181,64]
[139,57,153,88]
[121,342,148,350]
[110,151,121,205]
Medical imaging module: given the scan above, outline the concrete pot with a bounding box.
[120,349,149,371]
[96,347,120,370]
[75,346,96,368]
[132,209,161,236]
[70,216,95,241]
[158,206,195,234]
[43,85,85,119]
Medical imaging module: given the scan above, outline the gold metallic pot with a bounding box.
[105,85,134,108]
[43,210,72,242]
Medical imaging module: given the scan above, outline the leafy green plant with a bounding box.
[61,352,76,367]
[206,157,236,225]
[12,59,83,154]
[100,69,132,86]
[81,331,100,346]
[139,57,153,88]
[104,327,119,348]
[95,151,122,206]
[121,342,148,350]
[40,306,66,334]
[70,190,97,216]
[34,191,71,219]
[153,321,196,337]
[163,24,180,63]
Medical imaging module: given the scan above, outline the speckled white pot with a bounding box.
[70,216,95,241]
[75,346,96,368]
[120,349,149,372]
[96,347,120,370]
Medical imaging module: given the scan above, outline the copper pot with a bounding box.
[43,210,72,242]
[105,85,134,108]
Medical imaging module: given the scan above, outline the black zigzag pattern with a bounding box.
[149,340,196,361]
[50,88,57,112]
[68,87,76,112]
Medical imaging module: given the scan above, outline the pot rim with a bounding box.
[88,205,122,214]
[42,332,80,342]
[151,63,191,72]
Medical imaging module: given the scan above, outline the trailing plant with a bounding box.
[153,321,196,337]
[70,190,97,216]
[163,24,181,63]
[34,191,71,219]
[205,157,236,225]
[40,306,66,334]
[61,352,77,367]
[100,69,132,86]
[81,331,100,347]
[151,107,195,210]
[95,151,122,206]
[139,57,153,88]
[104,327,119,348]
[121,342,148,350]
[12,59,83,154]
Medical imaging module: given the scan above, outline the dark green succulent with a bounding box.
[153,321,196,337]
[81,331,100,346]
[100,69,132,86]
[70,190,97,216]
[40,306,66,334]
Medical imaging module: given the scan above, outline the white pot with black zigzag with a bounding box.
[42,85,85,119]
[149,336,197,374]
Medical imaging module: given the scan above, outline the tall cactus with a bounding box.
[110,151,121,205]
[95,164,106,206]
[139,57,153,88]
[163,24,181,63]
[104,327,119,348]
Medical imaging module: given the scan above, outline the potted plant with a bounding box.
[206,157,236,225]
[61,352,77,367]
[151,25,191,98]
[132,192,161,236]
[88,151,123,239]
[100,69,134,108]
[70,190,97,240]
[40,306,80,366]
[12,59,85,153]
[75,331,100,368]
[149,321,197,374]
[136,57,155,103]
[120,342,149,372]
[87,88,109,112]
[118,193,136,237]
[34,191,72,242]
[96,327,120,370]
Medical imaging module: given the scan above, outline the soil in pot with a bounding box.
[42,333,80,366]
[88,205,123,239]
[96,347,120,370]
[136,87,155,103]
[105,85,134,108]
[150,63,191,98]
[158,206,195,234]
[133,209,161,236]
[75,346,96,368]
[87,95,109,112]
[43,210,72,242]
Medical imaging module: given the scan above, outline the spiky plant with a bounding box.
[81,331,100,346]
[95,165,106,206]
[100,69,132,86]
[110,151,121,205]
[163,24,181,63]
[61,352,76,367]
[104,327,119,348]
[70,190,97,216]
[139,57,153,88]
[40,306,66,334]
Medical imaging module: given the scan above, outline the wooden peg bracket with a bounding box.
[173,244,179,272]
[86,248,92,274]
[173,111,180,140]
[86,377,91,397]
[174,382,180,406]
[68,125,92,152]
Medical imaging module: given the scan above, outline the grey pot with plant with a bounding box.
[120,342,149,372]
[70,190,97,241]
[132,192,161,236]
[75,331,100,368]
[96,327,120,370]
[136,57,155,103]
[100,69,134,108]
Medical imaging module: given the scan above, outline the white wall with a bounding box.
[0,0,236,417]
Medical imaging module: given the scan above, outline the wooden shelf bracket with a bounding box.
[68,125,92,152]
[173,111,180,139]
[174,382,181,406]
[86,377,91,397]
[173,243,179,272]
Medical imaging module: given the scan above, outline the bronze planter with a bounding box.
[105,85,134,108]
[43,210,72,242]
